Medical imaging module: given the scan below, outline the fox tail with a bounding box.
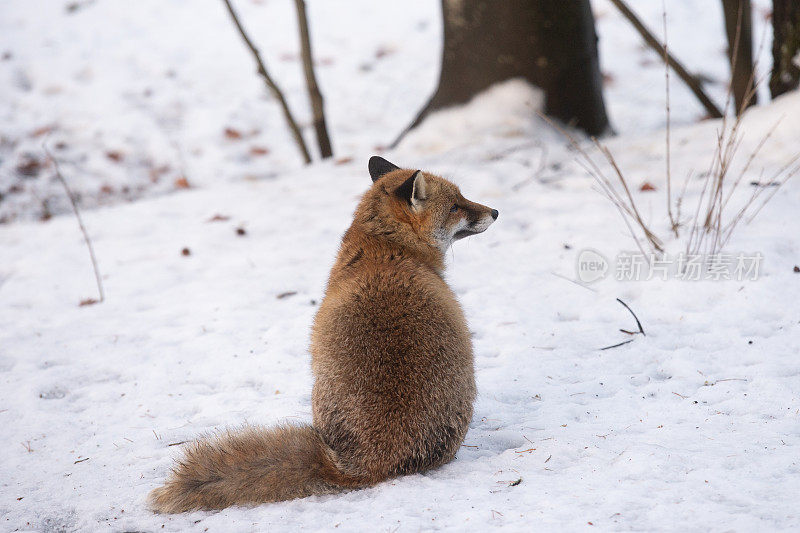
[148,424,364,513]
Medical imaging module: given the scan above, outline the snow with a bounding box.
[2,0,799,531]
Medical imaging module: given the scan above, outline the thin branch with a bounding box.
[616,298,645,336]
[608,0,723,118]
[221,0,312,164]
[600,339,635,351]
[294,0,333,159]
[43,143,105,304]
[662,1,678,236]
[594,140,665,252]
[538,111,656,258]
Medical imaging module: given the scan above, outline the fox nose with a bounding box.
[490,209,499,220]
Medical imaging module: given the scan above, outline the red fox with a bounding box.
[148,156,498,512]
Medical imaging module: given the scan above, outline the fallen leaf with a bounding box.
[375,46,396,59]
[277,291,297,300]
[174,177,190,189]
[79,298,99,307]
[148,164,170,183]
[31,125,54,137]
[224,127,243,140]
[181,247,191,256]
[640,182,656,191]
[15,155,43,177]
[105,150,124,163]
[207,214,230,222]
[249,146,270,156]
[235,227,247,236]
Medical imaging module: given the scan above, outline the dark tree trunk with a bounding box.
[394,0,610,145]
[721,0,757,113]
[770,0,800,98]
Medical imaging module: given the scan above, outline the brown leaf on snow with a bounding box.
[335,156,354,165]
[79,298,99,307]
[224,127,243,140]
[207,214,230,222]
[149,164,170,183]
[15,155,43,177]
[105,150,124,163]
[640,182,657,192]
[276,291,297,299]
[174,177,190,189]
[181,247,191,256]
[249,146,270,156]
[30,125,55,137]
[375,46,396,59]
[236,226,247,236]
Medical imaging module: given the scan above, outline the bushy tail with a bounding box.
[148,424,363,513]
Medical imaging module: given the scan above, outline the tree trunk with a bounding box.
[394,0,610,145]
[770,0,800,98]
[721,0,757,114]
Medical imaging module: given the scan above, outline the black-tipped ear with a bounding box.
[369,156,400,182]
[396,170,423,205]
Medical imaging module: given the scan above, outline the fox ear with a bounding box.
[369,156,400,182]
[396,170,427,208]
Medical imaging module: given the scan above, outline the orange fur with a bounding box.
[148,157,497,512]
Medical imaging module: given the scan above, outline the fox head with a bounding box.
[356,156,498,255]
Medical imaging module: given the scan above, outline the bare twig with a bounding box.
[594,140,664,252]
[662,1,678,237]
[608,0,723,118]
[616,298,645,336]
[221,0,312,164]
[294,0,333,158]
[44,143,105,304]
[599,339,635,351]
[537,112,659,258]
[599,299,645,350]
[510,142,547,191]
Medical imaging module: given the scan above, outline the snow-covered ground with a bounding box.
[2,1,799,531]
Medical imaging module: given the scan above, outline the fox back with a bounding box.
[312,158,498,480]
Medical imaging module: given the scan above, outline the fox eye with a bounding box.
[450,204,459,213]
